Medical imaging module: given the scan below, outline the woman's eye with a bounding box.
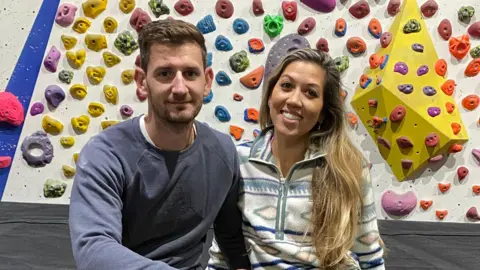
[281,82,292,89]
[307,89,318,97]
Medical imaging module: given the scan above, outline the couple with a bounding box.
[69,19,385,270]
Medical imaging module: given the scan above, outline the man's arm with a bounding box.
[69,138,175,270]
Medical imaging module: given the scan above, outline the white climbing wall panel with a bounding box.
[1,0,480,223]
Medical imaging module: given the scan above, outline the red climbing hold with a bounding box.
[0,91,25,126]
[436,210,448,220]
[349,0,370,19]
[468,22,480,39]
[233,93,243,101]
[316,38,329,52]
[466,207,480,220]
[420,0,438,18]
[387,0,400,16]
[282,1,297,21]
[464,58,480,77]
[420,200,432,210]
[129,8,152,33]
[174,0,194,16]
[215,0,234,19]
[252,0,264,16]
[437,19,452,41]
[0,156,12,169]
[425,133,439,147]
[457,166,469,181]
[438,183,451,193]
[389,105,406,122]
[298,17,316,36]
[473,185,480,195]
[462,94,479,111]
[449,144,463,153]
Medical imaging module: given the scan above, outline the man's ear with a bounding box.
[203,66,214,97]
[134,67,148,97]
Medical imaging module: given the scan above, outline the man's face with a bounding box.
[135,43,213,125]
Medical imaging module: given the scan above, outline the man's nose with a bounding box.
[171,71,187,95]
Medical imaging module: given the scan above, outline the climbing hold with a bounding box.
[370,116,386,128]
[72,17,91,34]
[380,32,392,48]
[43,46,61,73]
[0,92,24,126]
[215,71,232,86]
[298,17,316,35]
[456,166,469,181]
[335,56,349,73]
[420,200,433,210]
[130,8,152,33]
[300,0,335,13]
[103,51,121,67]
[464,58,480,77]
[403,19,421,34]
[346,112,358,127]
[438,183,451,193]
[412,43,424,53]
[451,123,461,135]
[440,79,455,96]
[341,89,348,102]
[207,52,213,67]
[244,108,259,123]
[115,31,139,56]
[390,105,406,122]
[380,55,389,70]
[229,50,250,73]
[230,125,244,141]
[0,156,11,169]
[203,89,213,104]
[393,62,408,75]
[401,159,413,170]
[73,153,79,163]
[103,85,118,105]
[88,102,105,117]
[437,19,452,41]
[458,6,475,23]
[233,93,243,101]
[425,133,439,147]
[264,15,284,38]
[71,115,91,133]
[253,129,261,138]
[248,38,264,53]
[449,34,471,60]
[377,78,383,86]
[62,165,76,178]
[359,74,371,89]
[427,107,441,117]
[66,49,86,69]
[468,22,480,38]
[58,70,73,85]
[436,210,448,220]
[396,136,413,149]
[215,35,233,51]
[102,121,120,130]
[43,179,67,198]
[387,0,400,16]
[368,18,382,39]
[30,102,44,116]
[449,143,463,153]
[233,18,249,35]
[121,70,135,84]
[119,0,135,13]
[423,86,436,96]
[434,59,447,77]
[60,136,75,148]
[216,0,234,19]
[86,66,106,85]
[21,131,53,167]
[417,65,429,76]
[334,18,347,37]
[369,54,383,69]
[197,15,216,34]
[377,137,391,149]
[466,207,480,221]
[421,0,438,18]
[82,0,107,19]
[398,84,413,94]
[349,0,370,19]
[265,34,309,78]
[473,149,480,164]
[42,115,63,135]
[252,0,264,16]
[174,0,194,16]
[149,0,170,18]
[214,106,231,122]
[120,105,134,118]
[45,85,65,108]
[55,3,77,27]
[346,37,366,55]
[102,17,118,34]
[429,154,444,163]
[462,94,479,111]
[85,34,107,52]
[381,190,417,216]
[70,84,88,100]
[368,99,377,107]
[282,1,297,21]
[316,38,329,53]
[61,35,77,50]
[470,45,480,58]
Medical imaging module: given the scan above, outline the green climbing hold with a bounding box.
[149,0,170,18]
[229,50,250,73]
[403,19,421,34]
[263,15,284,38]
[470,45,480,59]
[458,6,475,23]
[43,179,67,198]
[334,56,349,72]
[58,70,74,84]
[114,31,139,56]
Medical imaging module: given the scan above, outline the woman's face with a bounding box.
[269,60,326,139]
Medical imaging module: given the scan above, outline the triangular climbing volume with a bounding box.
[350,0,469,181]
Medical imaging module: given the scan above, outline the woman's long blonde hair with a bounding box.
[259,48,365,268]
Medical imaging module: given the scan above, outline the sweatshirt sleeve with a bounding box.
[69,137,175,270]
[350,164,385,270]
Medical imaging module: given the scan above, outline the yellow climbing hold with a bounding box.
[121,69,135,84]
[61,35,77,50]
[103,51,121,67]
[71,115,91,133]
[86,66,106,85]
[72,17,91,34]
[85,34,107,52]
[60,136,75,147]
[70,84,88,100]
[101,120,120,130]
[73,153,79,163]
[88,102,106,117]
[42,115,64,135]
[82,0,107,19]
[119,0,135,13]
[103,17,118,33]
[62,165,76,178]
[103,85,118,105]
[66,49,86,69]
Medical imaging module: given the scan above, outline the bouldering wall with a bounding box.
[0,0,480,223]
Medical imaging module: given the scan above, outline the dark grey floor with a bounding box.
[0,202,478,270]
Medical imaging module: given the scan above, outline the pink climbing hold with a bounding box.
[457,166,469,181]
[466,207,480,221]
[349,0,370,19]
[300,0,336,13]
[0,156,11,169]
[55,3,78,27]
[468,22,480,39]
[0,91,25,126]
[298,17,316,36]
[380,32,392,48]
[215,0,234,19]
[387,0,401,16]
[130,8,152,33]
[381,190,417,216]
[252,0,264,16]
[43,46,61,73]
[174,0,194,16]
[472,149,480,164]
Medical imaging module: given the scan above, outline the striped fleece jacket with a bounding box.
[207,128,385,269]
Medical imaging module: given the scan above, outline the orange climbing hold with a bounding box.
[368,18,382,38]
[448,34,470,60]
[472,185,480,195]
[434,59,447,77]
[240,66,264,89]
[446,102,455,113]
[451,123,461,135]
[449,143,463,153]
[246,108,259,122]
[420,200,432,210]
[346,112,358,127]
[229,125,244,141]
[369,53,383,69]
[462,94,479,111]
[248,38,265,53]
[440,80,455,96]
[233,93,243,101]
[340,89,347,101]
[436,210,448,220]
[464,58,480,77]
[438,183,451,193]
[370,116,385,128]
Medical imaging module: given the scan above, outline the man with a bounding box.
[69,19,251,270]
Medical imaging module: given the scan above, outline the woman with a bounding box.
[208,48,385,269]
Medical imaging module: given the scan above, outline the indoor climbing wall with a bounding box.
[0,0,480,222]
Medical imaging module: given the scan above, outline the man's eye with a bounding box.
[185,71,197,78]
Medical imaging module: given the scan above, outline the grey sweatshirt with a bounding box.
[69,116,250,270]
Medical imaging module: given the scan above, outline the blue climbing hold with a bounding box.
[215,71,232,86]
[215,35,233,51]
[197,15,216,34]
[253,129,260,138]
[203,89,213,103]
[207,52,213,67]
[215,105,231,122]
[380,54,389,70]
[233,18,249,35]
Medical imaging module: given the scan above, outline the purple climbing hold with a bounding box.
[472,149,480,164]
[300,0,336,13]
[417,65,429,76]
[423,86,437,96]
[412,43,424,52]
[55,3,78,27]
[429,154,444,163]
[21,131,54,167]
[394,62,408,75]
[43,46,61,73]
[30,102,44,116]
[381,190,417,216]
[45,85,65,108]
[264,33,310,79]
[427,107,441,117]
[398,84,413,94]
[120,105,134,117]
